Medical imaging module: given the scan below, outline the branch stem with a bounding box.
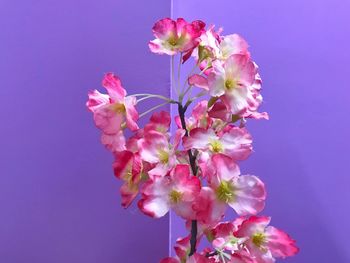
[139,102,169,118]
[177,103,198,256]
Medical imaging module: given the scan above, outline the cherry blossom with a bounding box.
[113,150,143,208]
[175,100,212,131]
[87,73,138,134]
[87,17,298,263]
[183,126,252,162]
[149,18,205,55]
[234,216,299,262]
[138,129,184,177]
[138,164,200,218]
[208,154,266,216]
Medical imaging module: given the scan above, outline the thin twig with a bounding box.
[139,102,169,118]
[177,103,198,256]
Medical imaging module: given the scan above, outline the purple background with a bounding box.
[0,0,171,262]
[172,0,350,262]
[1,0,350,262]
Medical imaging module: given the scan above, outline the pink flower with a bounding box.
[240,74,269,120]
[194,26,221,64]
[173,235,191,263]
[192,29,250,73]
[218,34,250,61]
[207,54,261,116]
[208,100,232,122]
[86,73,139,134]
[183,126,252,162]
[149,18,205,55]
[207,222,248,258]
[100,131,126,153]
[208,154,266,216]
[175,101,212,131]
[86,90,109,112]
[138,129,184,176]
[144,110,171,134]
[192,186,226,226]
[161,253,211,263]
[235,216,299,262]
[160,258,180,263]
[138,164,201,218]
[113,151,143,208]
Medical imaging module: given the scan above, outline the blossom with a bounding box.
[160,235,214,263]
[161,253,212,263]
[86,17,298,263]
[183,126,252,162]
[175,101,212,131]
[86,73,139,134]
[206,222,249,261]
[138,129,184,176]
[240,73,269,120]
[218,34,250,61]
[100,131,126,153]
[86,89,109,112]
[190,70,268,121]
[149,18,205,55]
[192,186,226,227]
[194,26,221,65]
[144,110,171,134]
[208,100,232,122]
[192,29,249,73]
[113,150,143,208]
[138,164,201,218]
[207,154,266,216]
[234,216,299,262]
[207,54,260,116]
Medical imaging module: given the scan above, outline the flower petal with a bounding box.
[265,226,299,258]
[102,72,126,101]
[229,175,266,216]
[188,74,209,90]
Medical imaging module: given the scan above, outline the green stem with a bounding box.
[171,56,179,97]
[138,102,170,118]
[136,94,174,103]
[177,53,183,91]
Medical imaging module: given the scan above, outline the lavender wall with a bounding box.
[172,0,350,262]
[0,0,170,262]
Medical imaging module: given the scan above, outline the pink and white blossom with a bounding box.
[87,17,297,263]
[86,73,139,134]
[138,164,200,219]
[218,34,250,61]
[175,101,212,131]
[192,186,226,226]
[138,129,184,177]
[207,154,266,216]
[183,126,252,162]
[149,18,205,55]
[113,150,143,208]
[235,216,299,262]
[208,54,258,116]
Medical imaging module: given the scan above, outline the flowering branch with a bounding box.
[86,17,299,263]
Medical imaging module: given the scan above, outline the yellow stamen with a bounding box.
[158,149,169,164]
[225,78,237,90]
[209,139,223,153]
[252,233,266,248]
[168,36,178,46]
[169,190,182,204]
[216,181,235,203]
[112,103,126,113]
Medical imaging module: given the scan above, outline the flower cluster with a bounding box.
[87,17,298,262]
